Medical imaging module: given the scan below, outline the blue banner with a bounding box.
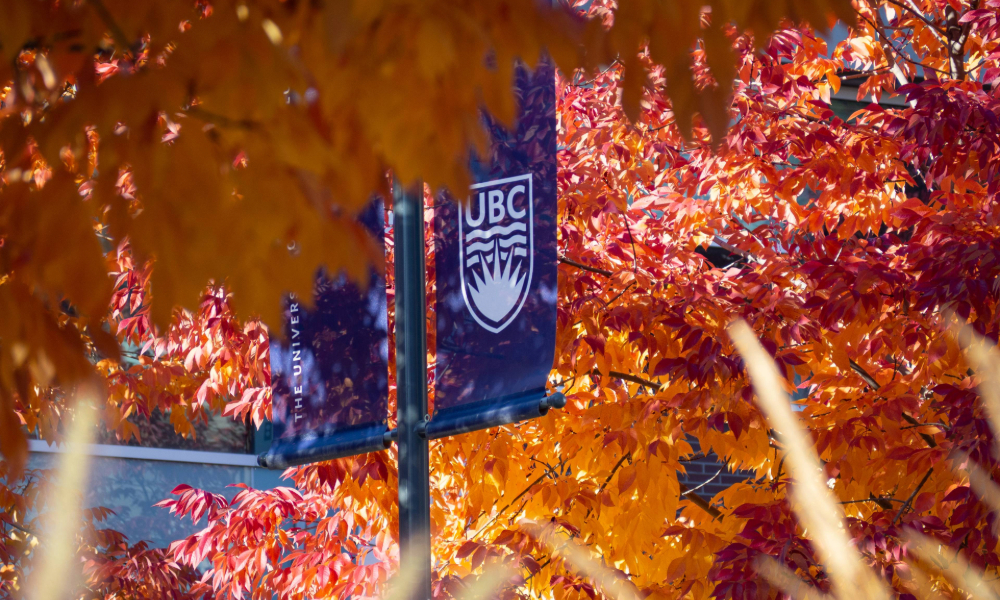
[259,199,391,468]
[430,60,560,438]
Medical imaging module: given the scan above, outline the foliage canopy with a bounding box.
[5,1,1000,600]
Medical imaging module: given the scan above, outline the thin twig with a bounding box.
[568,60,622,88]
[530,458,562,480]
[584,450,634,521]
[594,369,663,392]
[681,467,723,496]
[678,452,707,462]
[884,0,948,41]
[893,468,934,524]
[966,58,988,79]
[850,359,937,447]
[841,68,892,80]
[602,282,636,309]
[900,413,938,448]
[523,557,552,584]
[840,498,902,505]
[470,464,560,542]
[598,452,632,494]
[3,521,39,538]
[558,256,613,278]
[186,106,261,130]
[860,9,950,88]
[86,0,132,51]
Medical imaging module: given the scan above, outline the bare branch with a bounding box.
[681,467,723,497]
[471,475,545,541]
[841,68,892,80]
[602,282,635,309]
[901,422,950,430]
[85,0,132,52]
[862,8,911,89]
[884,0,948,42]
[3,520,39,538]
[892,468,934,524]
[607,369,663,392]
[558,255,614,278]
[850,359,882,390]
[187,107,261,130]
[678,482,723,520]
[840,497,903,507]
[849,359,938,448]
[598,452,632,494]
[900,413,939,448]
[856,8,953,99]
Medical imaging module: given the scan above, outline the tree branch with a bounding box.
[593,428,722,521]
[499,473,551,517]
[682,467,723,497]
[868,9,916,88]
[857,8,924,108]
[621,213,639,277]
[187,107,261,130]
[900,413,938,448]
[678,482,723,520]
[893,468,934,524]
[602,282,635,309]
[901,422,949,430]
[3,520,38,538]
[586,369,664,392]
[850,358,882,390]
[567,60,622,88]
[945,0,978,80]
[598,452,632,494]
[884,0,948,42]
[85,0,132,51]
[713,236,759,264]
[470,460,563,541]
[584,451,633,521]
[523,557,552,585]
[849,359,937,448]
[678,452,707,462]
[558,256,613,278]
[840,497,902,507]
[607,370,663,392]
[841,68,892,81]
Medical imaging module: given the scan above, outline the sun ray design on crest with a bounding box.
[468,240,527,323]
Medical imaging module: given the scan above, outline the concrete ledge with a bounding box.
[28,439,260,467]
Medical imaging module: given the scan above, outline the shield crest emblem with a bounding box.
[459,174,533,333]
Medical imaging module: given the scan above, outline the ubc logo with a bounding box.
[459,174,533,333]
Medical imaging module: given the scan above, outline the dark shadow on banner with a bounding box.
[430,58,560,436]
[259,198,391,469]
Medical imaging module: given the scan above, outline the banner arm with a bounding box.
[257,424,391,469]
[423,391,565,440]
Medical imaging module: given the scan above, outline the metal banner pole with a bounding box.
[393,181,432,600]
